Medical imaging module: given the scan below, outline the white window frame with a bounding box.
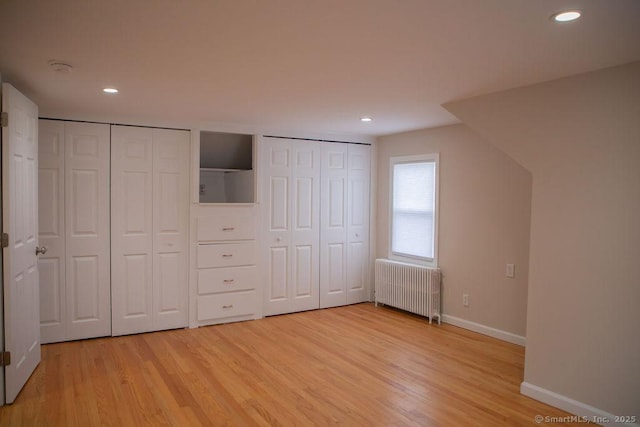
[388,153,439,267]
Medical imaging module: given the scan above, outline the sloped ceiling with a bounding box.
[1,0,639,137]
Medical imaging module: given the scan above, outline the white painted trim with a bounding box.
[520,382,639,426]
[441,314,526,346]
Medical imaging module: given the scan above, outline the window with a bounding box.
[389,154,438,266]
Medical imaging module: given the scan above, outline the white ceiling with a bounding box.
[1,0,639,138]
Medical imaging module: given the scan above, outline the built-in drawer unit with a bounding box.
[197,214,256,241]
[198,266,257,294]
[197,242,256,269]
[191,203,261,327]
[197,291,258,321]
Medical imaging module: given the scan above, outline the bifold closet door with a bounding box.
[38,120,111,344]
[346,144,370,304]
[262,137,320,316]
[319,143,348,308]
[319,143,371,308]
[111,126,189,336]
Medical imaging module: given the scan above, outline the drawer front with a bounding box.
[197,214,256,242]
[197,291,257,321]
[198,266,257,294]
[197,242,256,268]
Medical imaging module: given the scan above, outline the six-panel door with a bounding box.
[262,138,321,316]
[111,126,189,336]
[320,143,348,308]
[346,144,371,304]
[2,82,41,404]
[319,143,371,308]
[263,137,371,316]
[38,120,111,343]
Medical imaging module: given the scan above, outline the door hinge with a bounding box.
[0,111,7,127]
[0,351,10,367]
[1,233,8,248]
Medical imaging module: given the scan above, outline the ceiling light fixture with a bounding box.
[103,87,119,94]
[552,10,582,22]
[360,117,373,122]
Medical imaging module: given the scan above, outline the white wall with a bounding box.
[377,124,532,338]
[445,61,640,419]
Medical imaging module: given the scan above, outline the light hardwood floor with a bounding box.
[1,303,587,426]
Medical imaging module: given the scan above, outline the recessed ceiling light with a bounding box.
[103,88,119,94]
[360,117,373,122]
[552,10,581,22]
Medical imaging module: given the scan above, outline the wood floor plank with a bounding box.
[0,303,590,426]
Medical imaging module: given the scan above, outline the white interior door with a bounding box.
[38,120,111,343]
[64,122,111,339]
[111,125,154,335]
[289,140,320,313]
[112,126,189,335]
[2,82,41,404]
[320,143,348,308]
[262,137,320,316]
[152,128,189,331]
[346,144,370,304]
[37,120,66,343]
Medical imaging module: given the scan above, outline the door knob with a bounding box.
[35,246,48,256]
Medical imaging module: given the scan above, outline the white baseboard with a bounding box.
[520,382,639,426]
[441,314,526,346]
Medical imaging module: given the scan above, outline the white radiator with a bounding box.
[374,259,441,324]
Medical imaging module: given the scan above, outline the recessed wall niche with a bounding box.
[199,131,254,203]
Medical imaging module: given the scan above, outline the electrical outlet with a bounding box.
[506,263,515,278]
[463,293,469,307]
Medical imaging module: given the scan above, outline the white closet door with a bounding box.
[152,128,189,331]
[263,138,292,316]
[65,122,111,339]
[111,126,154,335]
[346,144,371,304]
[263,137,320,316]
[38,120,111,343]
[319,143,348,308]
[289,140,320,312]
[38,120,66,343]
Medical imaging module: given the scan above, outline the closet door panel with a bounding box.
[327,243,345,294]
[123,254,149,315]
[69,255,100,321]
[320,143,348,308]
[152,129,189,330]
[38,120,111,343]
[38,120,66,343]
[289,141,320,312]
[270,176,289,233]
[293,245,313,298]
[263,138,320,315]
[347,241,367,297]
[38,258,62,337]
[347,144,371,304]
[268,246,288,301]
[263,139,291,315]
[111,126,154,335]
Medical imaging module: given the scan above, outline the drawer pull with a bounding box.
[222,304,234,309]
[222,254,233,258]
[222,227,235,231]
[223,279,235,284]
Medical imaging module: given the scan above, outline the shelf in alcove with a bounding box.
[201,167,252,173]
